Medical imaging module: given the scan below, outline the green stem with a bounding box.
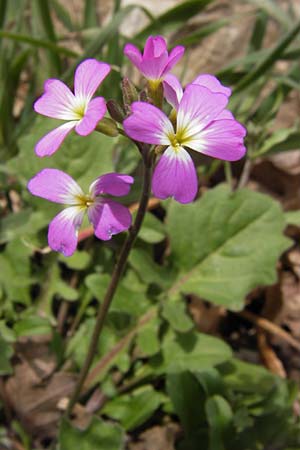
[65,150,153,417]
[224,161,233,191]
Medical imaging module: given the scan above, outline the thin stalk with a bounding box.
[224,161,233,191]
[65,149,153,417]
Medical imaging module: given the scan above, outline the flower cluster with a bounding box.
[28,35,246,256]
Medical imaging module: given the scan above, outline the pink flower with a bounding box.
[28,169,133,256]
[34,59,111,157]
[124,75,246,204]
[124,35,184,82]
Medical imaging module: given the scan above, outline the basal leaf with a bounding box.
[58,417,124,450]
[162,329,232,373]
[167,185,290,310]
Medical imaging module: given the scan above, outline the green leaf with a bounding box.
[136,315,160,356]
[162,298,194,333]
[14,316,52,337]
[0,209,47,244]
[167,185,290,310]
[206,395,233,450]
[167,371,207,433]
[162,330,232,373]
[8,117,115,191]
[0,239,32,304]
[59,250,91,270]
[129,248,175,289]
[285,210,300,226]
[85,273,150,317]
[58,417,124,450]
[0,335,13,375]
[102,385,166,431]
[137,212,166,244]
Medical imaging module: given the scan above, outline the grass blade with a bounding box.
[0,30,78,57]
[34,0,62,73]
[135,0,214,41]
[233,19,300,94]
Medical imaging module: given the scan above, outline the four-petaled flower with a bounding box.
[28,169,133,256]
[34,59,110,157]
[124,74,246,204]
[124,35,184,84]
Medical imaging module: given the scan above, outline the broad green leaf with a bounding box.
[167,185,290,310]
[0,209,47,244]
[137,212,166,244]
[129,248,175,289]
[85,273,150,317]
[162,330,232,373]
[58,417,124,450]
[8,117,115,191]
[59,250,91,270]
[0,239,32,304]
[136,315,160,356]
[162,298,194,333]
[14,316,52,337]
[285,210,300,226]
[0,335,13,375]
[102,385,166,431]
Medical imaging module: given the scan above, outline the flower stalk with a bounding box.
[65,148,153,417]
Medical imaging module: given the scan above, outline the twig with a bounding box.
[238,309,300,351]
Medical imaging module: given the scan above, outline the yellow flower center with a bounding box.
[75,194,94,208]
[72,100,87,120]
[168,128,189,151]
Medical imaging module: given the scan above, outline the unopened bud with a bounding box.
[122,77,138,112]
[96,117,119,137]
[107,100,126,123]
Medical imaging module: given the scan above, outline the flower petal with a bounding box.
[89,173,134,197]
[48,207,84,256]
[74,59,111,101]
[152,146,198,204]
[75,97,106,136]
[28,168,83,204]
[143,35,167,59]
[192,74,231,97]
[35,121,76,157]
[163,74,183,110]
[187,119,247,161]
[34,79,78,120]
[161,45,185,77]
[177,84,228,138]
[88,199,132,241]
[124,43,142,69]
[140,54,168,80]
[217,109,234,120]
[123,101,173,145]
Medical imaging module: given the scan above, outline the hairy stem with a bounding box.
[65,150,153,417]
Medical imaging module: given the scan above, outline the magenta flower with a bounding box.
[124,35,184,82]
[34,59,111,157]
[28,169,133,256]
[124,76,246,204]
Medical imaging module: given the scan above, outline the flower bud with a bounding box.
[122,77,138,112]
[96,117,119,137]
[107,99,126,123]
